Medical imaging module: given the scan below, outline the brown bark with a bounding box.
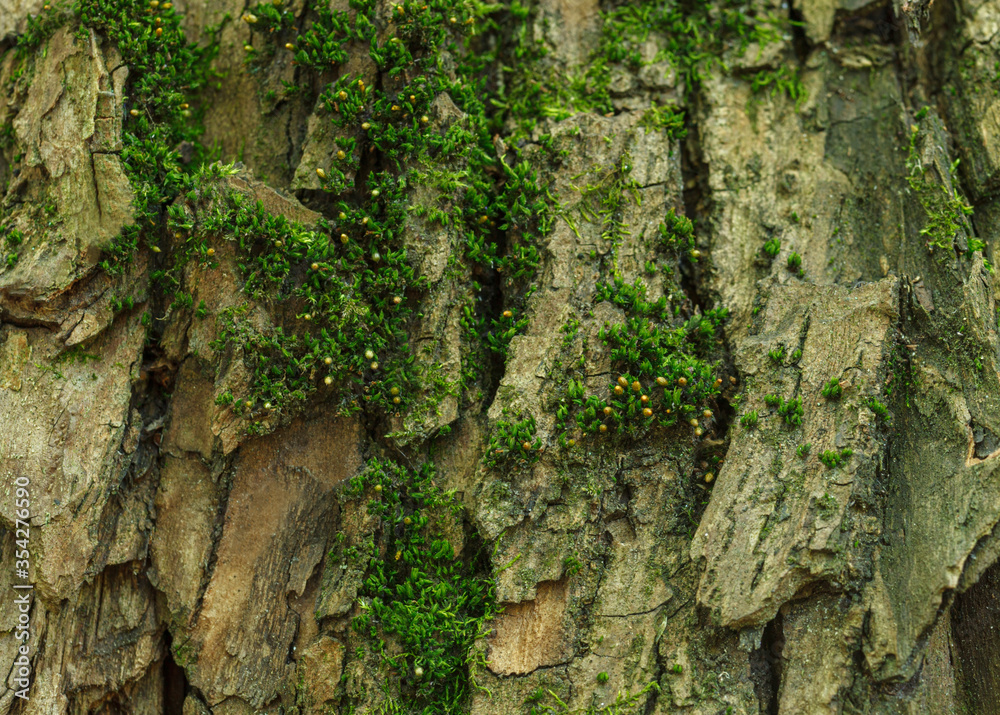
[2,0,1000,713]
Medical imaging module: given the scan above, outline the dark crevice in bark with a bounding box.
[162,632,187,715]
[749,616,784,715]
[831,1,901,45]
[952,557,1000,714]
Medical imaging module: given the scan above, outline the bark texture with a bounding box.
[1,0,1000,714]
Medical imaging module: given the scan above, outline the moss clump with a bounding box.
[348,459,496,714]
[821,377,842,400]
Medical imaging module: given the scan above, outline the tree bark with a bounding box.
[1,0,999,714]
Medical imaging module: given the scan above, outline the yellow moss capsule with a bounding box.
[631,381,641,393]
[130,108,140,117]
[244,401,252,409]
[151,246,162,253]
[371,189,380,197]
[303,314,312,321]
[316,167,326,179]
[678,377,688,387]
[179,102,189,110]
[640,395,649,404]
[404,517,412,525]
[285,43,295,50]
[522,441,532,451]
[599,424,608,433]
[243,13,257,23]
[393,396,401,404]
[374,484,382,493]
[614,385,624,396]
[162,2,172,7]
[603,406,613,416]
[421,115,429,123]
[338,90,348,100]
[391,105,400,111]
[340,233,349,243]
[393,296,402,305]
[339,211,347,220]
[311,262,320,270]
[206,248,215,256]
[618,376,629,388]
[643,408,653,417]
[362,122,371,130]
[324,376,333,385]
[656,377,668,387]
[689,418,699,427]
[502,310,513,318]
[567,439,576,447]
[336,150,346,160]
[704,472,714,483]
[361,217,369,225]
[264,402,272,409]
[695,427,704,437]
[449,16,457,23]
[371,361,378,370]
[244,43,254,51]
[390,387,399,396]
[365,349,375,360]
[324,357,333,365]
[395,550,402,560]
[703,409,713,418]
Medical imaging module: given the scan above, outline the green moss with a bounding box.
[821,377,842,400]
[349,459,496,714]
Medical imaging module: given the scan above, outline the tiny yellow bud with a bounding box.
[243,13,257,23]
[614,385,624,395]
[338,211,347,220]
[371,361,378,370]
[403,517,412,525]
[599,424,608,433]
[449,16,457,23]
[678,377,688,387]
[393,396,401,404]
[567,439,576,447]
[393,296,402,305]
[656,377,668,387]
[362,122,371,130]
[162,2,172,7]
[130,108,140,117]
[324,376,333,385]
[179,103,189,110]
[303,314,312,321]
[371,188,380,197]
[703,409,713,418]
[695,427,704,437]
[264,402,272,409]
[324,357,333,365]
[311,262,320,270]
[390,387,399,396]
[285,43,295,50]
[316,167,326,179]
[522,441,532,451]
[365,350,375,360]
[603,406,613,416]
[374,484,382,493]
[502,310,513,318]
[340,233,349,243]
[244,401,252,409]
[414,666,424,679]
[336,150,346,160]
[643,408,653,417]
[631,381,641,392]
[391,105,400,111]
[618,376,629,388]
[151,246,162,253]
[689,418,699,427]
[338,90,347,100]
[244,44,253,51]
[421,115,429,123]
[705,472,714,483]
[641,394,649,404]
[206,248,215,256]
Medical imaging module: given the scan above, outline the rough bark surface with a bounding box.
[1,0,1000,714]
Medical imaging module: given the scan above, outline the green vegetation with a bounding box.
[484,415,541,468]
[639,103,686,141]
[349,459,496,714]
[819,448,853,469]
[866,397,891,422]
[786,251,802,274]
[741,410,759,428]
[821,377,842,400]
[768,345,785,364]
[763,236,781,259]
[906,116,979,259]
[764,394,803,426]
[796,442,811,458]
